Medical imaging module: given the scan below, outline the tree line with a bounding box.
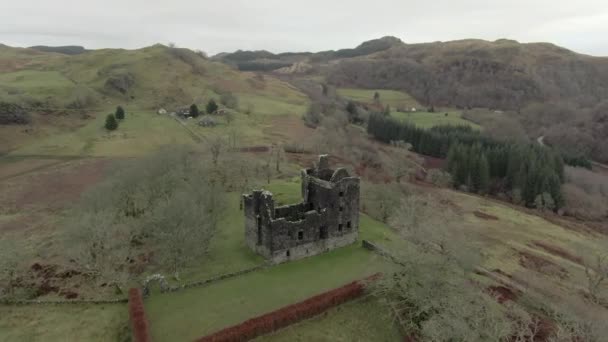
[367,113,565,209]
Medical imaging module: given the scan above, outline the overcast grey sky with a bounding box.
[1,0,607,56]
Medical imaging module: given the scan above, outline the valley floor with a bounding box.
[1,100,606,341]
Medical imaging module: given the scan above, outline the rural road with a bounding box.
[538,135,608,172]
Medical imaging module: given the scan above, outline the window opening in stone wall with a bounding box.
[339,206,344,212]
[339,191,344,197]
[257,216,262,245]
[347,221,352,229]
[338,224,343,232]
[298,231,304,240]
[286,250,290,257]
[319,226,328,239]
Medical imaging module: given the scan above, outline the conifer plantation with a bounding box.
[367,113,565,209]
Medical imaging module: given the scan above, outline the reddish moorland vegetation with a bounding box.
[128,288,150,342]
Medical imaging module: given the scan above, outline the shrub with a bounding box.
[105,114,118,131]
[303,103,323,128]
[220,92,239,109]
[562,166,608,219]
[0,102,29,125]
[427,169,452,187]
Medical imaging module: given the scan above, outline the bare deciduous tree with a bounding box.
[208,136,224,166]
[373,194,519,340]
[149,182,224,280]
[69,210,132,293]
[0,242,22,300]
[582,249,608,304]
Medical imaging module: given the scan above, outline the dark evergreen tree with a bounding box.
[374,91,380,103]
[105,114,118,131]
[190,104,200,118]
[206,99,218,114]
[115,106,125,120]
[478,154,490,194]
[346,101,358,123]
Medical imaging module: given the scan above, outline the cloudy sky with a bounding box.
[1,0,607,56]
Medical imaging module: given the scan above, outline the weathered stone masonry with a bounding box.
[243,155,360,263]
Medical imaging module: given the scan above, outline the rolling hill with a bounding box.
[0,44,308,154]
[216,37,608,162]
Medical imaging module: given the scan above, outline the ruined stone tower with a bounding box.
[243,155,360,263]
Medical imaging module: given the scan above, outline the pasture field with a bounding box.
[391,110,481,129]
[337,88,420,109]
[0,303,128,342]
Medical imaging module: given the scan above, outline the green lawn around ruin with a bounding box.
[144,179,400,341]
[255,296,402,342]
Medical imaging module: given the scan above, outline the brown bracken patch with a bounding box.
[487,285,518,303]
[421,155,446,170]
[12,158,109,211]
[474,210,499,220]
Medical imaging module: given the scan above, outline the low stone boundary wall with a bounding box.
[362,240,405,266]
[128,288,150,342]
[196,273,381,342]
[156,264,267,296]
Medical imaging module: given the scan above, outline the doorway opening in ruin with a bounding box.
[319,226,328,239]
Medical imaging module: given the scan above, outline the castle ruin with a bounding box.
[243,155,360,263]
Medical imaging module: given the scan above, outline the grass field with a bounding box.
[391,110,481,129]
[256,297,401,342]
[6,111,194,157]
[145,179,400,341]
[337,88,420,109]
[0,44,309,155]
[438,189,608,312]
[0,303,128,342]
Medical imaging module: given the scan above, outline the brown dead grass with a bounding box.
[531,241,583,266]
[474,210,499,220]
[10,158,108,211]
[519,251,569,279]
[263,115,316,143]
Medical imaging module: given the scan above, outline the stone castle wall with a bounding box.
[243,155,360,263]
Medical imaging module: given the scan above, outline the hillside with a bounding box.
[326,39,608,111]
[216,37,608,162]
[2,39,608,342]
[0,44,308,153]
